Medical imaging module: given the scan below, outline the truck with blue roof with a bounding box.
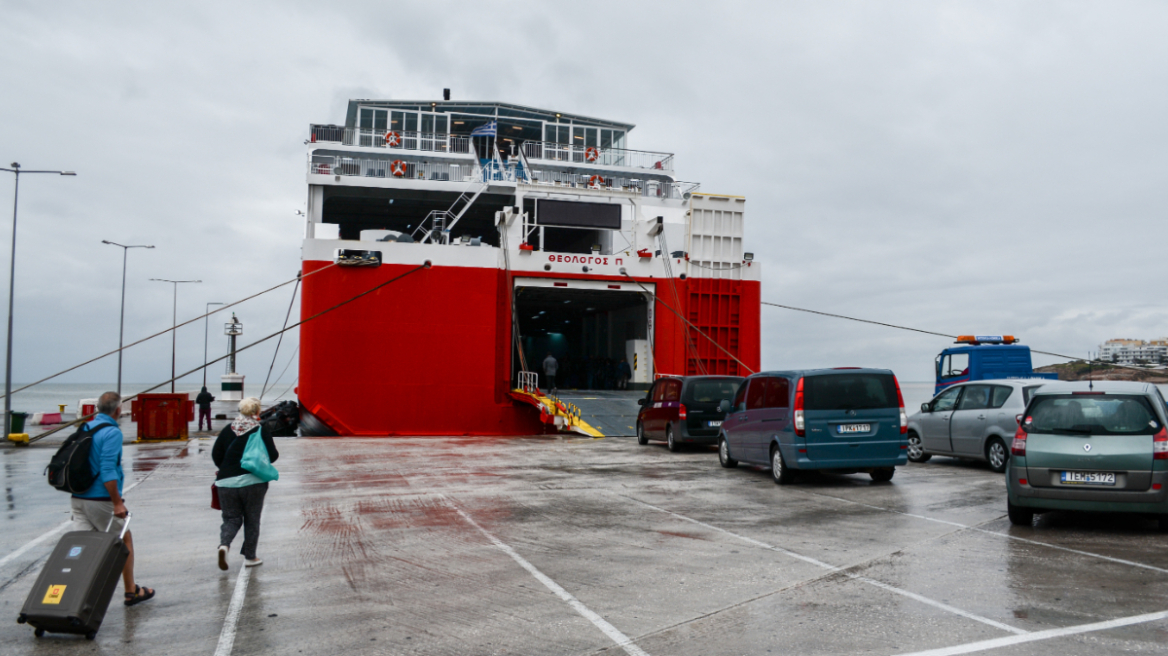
[935,335,1058,394]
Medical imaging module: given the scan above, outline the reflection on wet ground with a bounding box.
[1,436,1167,655]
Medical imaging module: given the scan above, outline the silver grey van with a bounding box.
[906,379,1048,473]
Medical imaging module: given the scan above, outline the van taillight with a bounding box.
[1154,427,1168,460]
[893,375,907,434]
[679,403,687,420]
[794,377,805,437]
[1011,426,1027,457]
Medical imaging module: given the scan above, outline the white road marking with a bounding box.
[213,564,252,656]
[445,497,651,656]
[799,491,1168,575]
[893,609,1168,656]
[0,439,194,572]
[621,495,1027,636]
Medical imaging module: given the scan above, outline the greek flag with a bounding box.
[470,120,497,137]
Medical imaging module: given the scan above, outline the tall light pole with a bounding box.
[0,163,74,436]
[150,278,201,393]
[203,302,224,387]
[103,241,154,396]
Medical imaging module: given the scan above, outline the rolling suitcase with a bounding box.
[17,514,131,640]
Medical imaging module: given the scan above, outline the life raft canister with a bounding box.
[391,160,407,177]
[385,131,401,147]
[589,175,604,188]
[585,146,599,162]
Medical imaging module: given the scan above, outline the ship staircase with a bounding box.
[508,372,603,437]
[412,179,490,244]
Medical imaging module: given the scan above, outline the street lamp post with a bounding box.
[203,302,225,387]
[0,163,75,437]
[103,241,154,396]
[149,279,201,393]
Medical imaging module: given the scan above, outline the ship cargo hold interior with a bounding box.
[513,283,652,390]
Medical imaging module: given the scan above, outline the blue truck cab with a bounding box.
[935,335,1058,394]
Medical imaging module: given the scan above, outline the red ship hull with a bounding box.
[298,260,760,436]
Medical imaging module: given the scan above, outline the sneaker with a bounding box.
[245,558,263,567]
[218,546,228,571]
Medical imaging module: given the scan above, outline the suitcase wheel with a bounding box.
[34,628,45,638]
[85,631,96,640]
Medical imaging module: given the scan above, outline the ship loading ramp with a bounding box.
[508,373,604,437]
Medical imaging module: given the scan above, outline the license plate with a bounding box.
[708,420,722,427]
[838,424,870,434]
[1060,471,1116,486]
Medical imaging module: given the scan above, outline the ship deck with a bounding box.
[3,435,1168,655]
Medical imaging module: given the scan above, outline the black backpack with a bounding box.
[46,422,103,493]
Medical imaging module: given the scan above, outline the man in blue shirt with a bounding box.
[71,392,155,606]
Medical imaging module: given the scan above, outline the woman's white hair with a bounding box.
[238,397,262,418]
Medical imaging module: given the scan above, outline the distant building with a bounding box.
[1099,339,1168,364]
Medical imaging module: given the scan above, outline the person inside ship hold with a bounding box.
[196,386,215,432]
[212,397,279,570]
[543,352,558,395]
[618,358,632,390]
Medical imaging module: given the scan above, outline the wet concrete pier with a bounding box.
[2,435,1167,655]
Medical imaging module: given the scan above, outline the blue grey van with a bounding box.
[717,368,909,483]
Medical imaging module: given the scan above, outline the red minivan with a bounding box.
[637,376,745,452]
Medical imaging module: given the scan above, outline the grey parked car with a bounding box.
[906,379,1049,473]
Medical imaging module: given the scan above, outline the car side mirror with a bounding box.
[921,403,931,414]
[719,399,732,413]
[637,398,645,406]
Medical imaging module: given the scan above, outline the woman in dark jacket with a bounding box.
[212,397,278,570]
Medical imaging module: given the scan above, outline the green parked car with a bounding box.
[1006,381,1168,529]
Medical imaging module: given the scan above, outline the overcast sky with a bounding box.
[1,0,1166,394]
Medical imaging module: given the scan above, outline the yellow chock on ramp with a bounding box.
[7,433,29,445]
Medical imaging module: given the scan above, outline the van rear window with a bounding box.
[686,379,743,404]
[1026,395,1159,435]
[803,374,897,411]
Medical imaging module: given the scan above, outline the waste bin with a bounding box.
[9,411,28,434]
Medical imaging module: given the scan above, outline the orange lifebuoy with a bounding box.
[585,147,599,162]
[385,131,401,147]
[390,160,407,177]
[589,175,604,188]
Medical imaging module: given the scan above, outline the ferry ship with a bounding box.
[299,96,761,436]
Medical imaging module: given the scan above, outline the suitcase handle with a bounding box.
[105,511,132,540]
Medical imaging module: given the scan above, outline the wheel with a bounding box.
[636,422,648,445]
[1007,500,1035,526]
[906,432,931,463]
[34,628,44,638]
[870,467,895,482]
[771,445,797,485]
[85,631,96,640]
[666,425,681,452]
[1156,516,1168,533]
[718,436,737,468]
[986,437,1009,473]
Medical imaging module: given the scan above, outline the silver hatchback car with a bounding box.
[906,379,1049,472]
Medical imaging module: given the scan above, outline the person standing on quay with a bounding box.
[196,386,215,432]
[212,397,278,569]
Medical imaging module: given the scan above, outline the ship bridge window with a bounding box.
[514,284,650,391]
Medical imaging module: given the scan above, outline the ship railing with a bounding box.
[521,140,674,172]
[310,155,531,187]
[309,155,481,182]
[517,371,539,394]
[524,170,700,200]
[309,125,473,155]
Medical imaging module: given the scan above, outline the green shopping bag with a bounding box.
[239,427,279,482]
